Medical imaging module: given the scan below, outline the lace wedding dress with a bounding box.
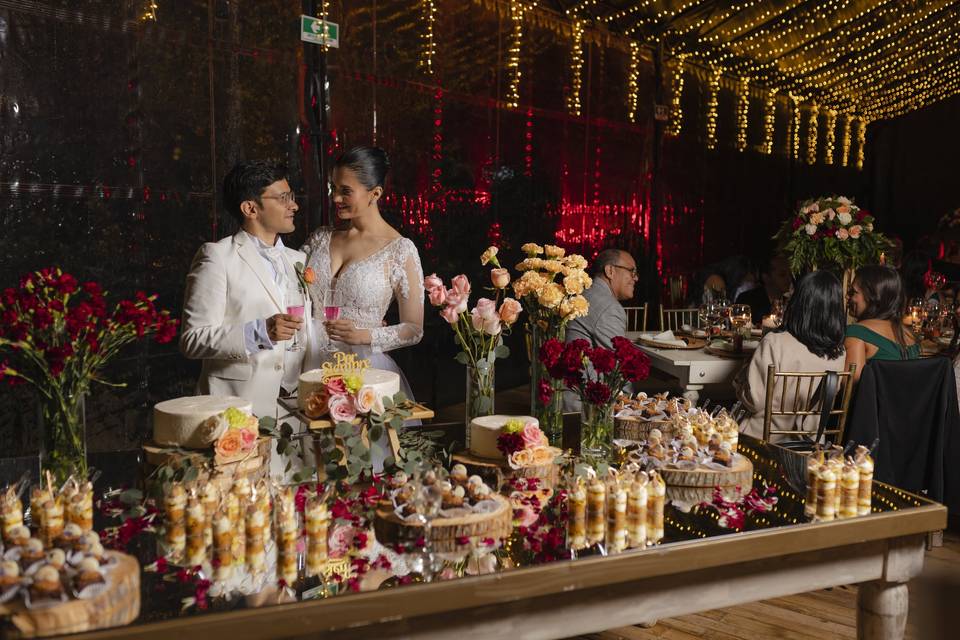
[301,227,424,405]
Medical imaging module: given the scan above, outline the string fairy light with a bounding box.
[761,88,777,155]
[705,66,721,150]
[627,41,641,123]
[505,0,533,109]
[789,94,802,161]
[805,100,818,165]
[839,113,852,167]
[567,19,584,117]
[419,0,437,75]
[855,116,868,170]
[736,75,750,151]
[823,108,837,165]
[140,0,158,21]
[667,53,686,135]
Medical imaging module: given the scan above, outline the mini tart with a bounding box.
[0,560,20,589]
[20,538,46,566]
[56,523,83,549]
[29,565,63,600]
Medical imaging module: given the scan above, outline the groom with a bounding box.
[179,160,306,419]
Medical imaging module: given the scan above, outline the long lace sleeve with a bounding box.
[370,239,424,353]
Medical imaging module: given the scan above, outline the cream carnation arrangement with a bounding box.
[512,243,591,324]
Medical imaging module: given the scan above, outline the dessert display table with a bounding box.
[51,438,945,640]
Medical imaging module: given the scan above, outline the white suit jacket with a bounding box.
[179,230,309,418]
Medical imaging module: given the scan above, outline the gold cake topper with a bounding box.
[320,352,371,382]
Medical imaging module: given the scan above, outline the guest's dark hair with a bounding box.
[592,249,626,277]
[853,265,910,355]
[900,250,932,301]
[334,146,390,190]
[222,160,288,225]
[780,271,845,359]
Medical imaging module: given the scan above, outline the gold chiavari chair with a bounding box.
[659,305,700,332]
[623,303,648,332]
[761,364,857,443]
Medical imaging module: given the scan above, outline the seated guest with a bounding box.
[689,255,754,305]
[845,265,920,381]
[564,248,638,411]
[734,271,847,440]
[735,251,793,324]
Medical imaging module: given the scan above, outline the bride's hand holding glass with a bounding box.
[324,318,371,345]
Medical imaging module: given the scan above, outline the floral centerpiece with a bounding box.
[511,243,591,442]
[495,418,554,470]
[775,195,892,276]
[424,247,522,445]
[0,267,178,481]
[201,407,260,462]
[539,336,650,455]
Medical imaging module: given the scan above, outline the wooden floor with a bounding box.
[568,532,959,640]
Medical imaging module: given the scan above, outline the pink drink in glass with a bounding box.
[324,306,340,321]
[286,305,305,318]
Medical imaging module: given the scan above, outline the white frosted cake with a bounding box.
[469,415,539,460]
[153,395,253,448]
[298,368,401,411]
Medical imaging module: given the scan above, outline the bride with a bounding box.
[301,146,424,408]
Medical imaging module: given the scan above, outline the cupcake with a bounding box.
[443,486,466,508]
[74,530,100,553]
[713,442,733,466]
[29,564,62,601]
[0,560,20,589]
[56,522,83,550]
[20,538,45,567]
[677,446,696,462]
[45,548,67,571]
[7,524,30,547]
[449,464,468,486]
[74,557,104,591]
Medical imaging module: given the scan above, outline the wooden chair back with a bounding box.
[623,303,648,332]
[761,364,857,443]
[659,306,700,332]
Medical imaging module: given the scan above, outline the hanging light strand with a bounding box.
[419,0,437,75]
[567,19,584,117]
[855,117,868,170]
[823,109,837,165]
[806,101,818,165]
[761,89,777,155]
[667,53,686,135]
[705,66,721,150]
[505,0,532,108]
[789,94,802,161]
[840,113,853,167]
[627,41,641,122]
[736,76,750,151]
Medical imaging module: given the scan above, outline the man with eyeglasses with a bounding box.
[564,248,639,411]
[179,160,307,421]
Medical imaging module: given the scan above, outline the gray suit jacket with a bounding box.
[563,278,628,411]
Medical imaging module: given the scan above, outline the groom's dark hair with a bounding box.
[222,160,288,225]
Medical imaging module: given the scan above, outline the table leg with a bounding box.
[682,385,703,405]
[857,580,909,640]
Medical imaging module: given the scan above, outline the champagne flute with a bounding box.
[730,304,751,353]
[285,288,305,352]
[322,288,343,352]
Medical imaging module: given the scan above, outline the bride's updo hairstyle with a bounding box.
[334,146,390,191]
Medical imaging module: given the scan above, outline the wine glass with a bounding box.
[907,298,925,334]
[730,304,752,332]
[285,288,305,352]
[321,288,343,352]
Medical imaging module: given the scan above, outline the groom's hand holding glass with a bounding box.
[266,313,303,342]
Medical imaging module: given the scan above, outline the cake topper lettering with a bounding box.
[320,352,370,382]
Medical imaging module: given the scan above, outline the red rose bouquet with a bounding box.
[539,336,650,454]
[0,267,178,480]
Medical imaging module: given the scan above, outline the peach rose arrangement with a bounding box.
[495,419,554,470]
[303,373,383,422]
[207,407,260,459]
[776,196,892,275]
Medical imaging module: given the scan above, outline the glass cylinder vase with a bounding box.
[465,362,495,448]
[528,322,565,445]
[580,401,614,457]
[39,392,88,483]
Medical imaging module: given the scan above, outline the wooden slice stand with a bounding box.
[660,455,754,504]
[613,417,675,442]
[373,493,513,553]
[451,447,562,490]
[0,552,140,638]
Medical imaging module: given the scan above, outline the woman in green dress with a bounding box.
[845,265,920,381]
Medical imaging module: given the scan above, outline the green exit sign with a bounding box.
[300,15,339,48]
